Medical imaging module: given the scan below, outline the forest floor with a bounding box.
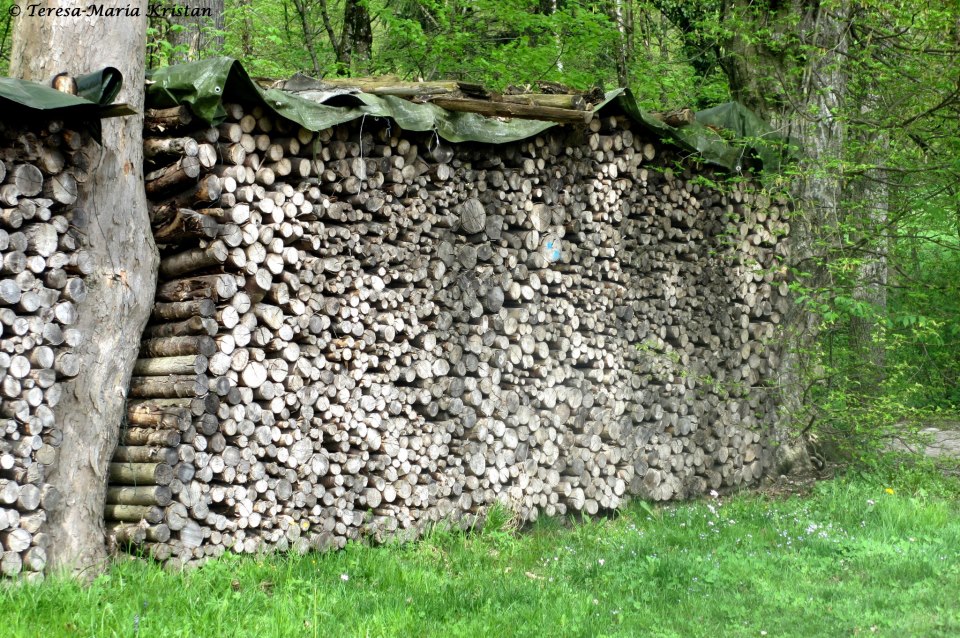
[2,461,958,638]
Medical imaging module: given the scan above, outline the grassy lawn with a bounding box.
[2,463,958,638]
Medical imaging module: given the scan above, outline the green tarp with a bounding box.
[0,67,133,118]
[147,57,790,173]
[0,58,788,172]
[146,57,559,146]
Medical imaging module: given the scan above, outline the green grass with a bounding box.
[2,465,959,638]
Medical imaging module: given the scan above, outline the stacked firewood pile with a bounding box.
[109,98,788,566]
[0,117,92,581]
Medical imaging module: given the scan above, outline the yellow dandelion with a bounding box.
[884,488,895,495]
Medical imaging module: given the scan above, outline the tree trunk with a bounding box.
[339,0,372,75]
[168,0,225,62]
[720,0,852,472]
[847,131,888,384]
[293,0,324,77]
[9,7,159,577]
[610,0,632,87]
[237,0,254,60]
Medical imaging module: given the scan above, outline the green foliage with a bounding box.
[0,0,14,76]
[2,473,958,636]
[188,0,729,106]
[219,0,328,77]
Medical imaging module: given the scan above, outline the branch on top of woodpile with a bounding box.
[276,74,484,99]
[650,109,697,127]
[428,97,594,123]
[493,93,587,110]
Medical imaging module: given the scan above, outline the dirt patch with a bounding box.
[757,463,836,499]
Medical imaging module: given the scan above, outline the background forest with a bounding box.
[1,0,959,463]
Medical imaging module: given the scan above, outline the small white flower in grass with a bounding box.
[598,558,605,566]
[340,573,349,582]
[709,490,719,498]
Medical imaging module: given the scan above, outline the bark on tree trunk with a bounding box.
[9,6,159,577]
[339,0,372,75]
[169,0,225,62]
[720,0,852,472]
[610,0,632,87]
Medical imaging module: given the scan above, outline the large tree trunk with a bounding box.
[720,0,852,472]
[169,0,225,62]
[9,6,159,577]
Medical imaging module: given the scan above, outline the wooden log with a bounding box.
[42,171,78,205]
[499,93,588,110]
[103,504,164,524]
[0,551,22,577]
[145,106,194,133]
[120,427,182,446]
[197,143,217,169]
[106,522,146,546]
[152,206,220,243]
[156,275,237,303]
[0,280,20,305]
[145,156,202,197]
[429,97,593,123]
[21,223,58,257]
[108,462,174,486]
[21,546,46,573]
[139,335,217,358]
[106,485,173,507]
[10,164,43,197]
[128,375,209,399]
[125,403,190,429]
[144,136,199,160]
[290,76,463,96]
[457,198,486,234]
[130,396,218,418]
[168,174,222,209]
[112,445,179,466]
[151,299,216,321]
[133,355,208,376]
[650,109,696,127]
[0,528,32,552]
[143,315,217,339]
[159,241,229,279]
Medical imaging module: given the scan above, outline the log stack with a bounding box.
[0,117,93,581]
[108,99,789,566]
